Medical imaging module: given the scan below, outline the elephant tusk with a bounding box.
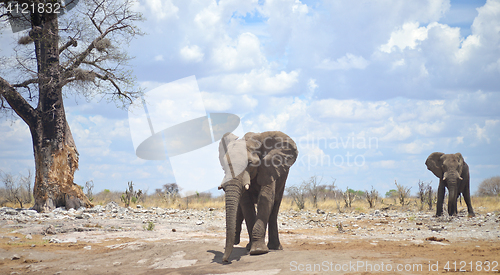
[218,185,224,191]
[244,183,250,190]
[459,176,463,180]
[443,176,446,181]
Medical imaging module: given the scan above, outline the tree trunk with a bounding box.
[31,119,92,212]
[28,8,92,212]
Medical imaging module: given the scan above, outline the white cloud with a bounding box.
[180,45,204,63]
[211,32,266,72]
[397,140,435,154]
[200,67,299,95]
[2,0,499,196]
[373,160,397,169]
[317,53,369,70]
[200,92,258,113]
[472,120,499,144]
[456,34,480,63]
[311,99,391,121]
[380,123,412,142]
[143,0,179,21]
[380,22,428,53]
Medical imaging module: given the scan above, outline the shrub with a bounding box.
[476,176,500,197]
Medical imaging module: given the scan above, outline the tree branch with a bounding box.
[13,78,39,88]
[59,37,78,54]
[0,76,37,126]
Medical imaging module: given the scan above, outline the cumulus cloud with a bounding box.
[317,53,370,70]
[142,0,179,21]
[199,67,299,95]
[1,0,499,195]
[471,120,499,145]
[311,99,391,121]
[180,45,204,63]
[397,140,435,154]
[210,32,266,72]
[380,22,429,53]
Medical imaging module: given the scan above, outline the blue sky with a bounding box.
[1,0,499,197]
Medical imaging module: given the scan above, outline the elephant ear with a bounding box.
[455,152,465,175]
[256,132,298,182]
[243,132,262,165]
[425,152,445,179]
[218,133,239,167]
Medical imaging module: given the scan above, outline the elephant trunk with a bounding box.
[222,184,242,262]
[447,183,458,216]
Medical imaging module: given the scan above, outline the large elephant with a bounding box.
[425,152,475,217]
[218,131,298,262]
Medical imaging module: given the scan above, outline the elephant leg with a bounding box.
[436,180,445,216]
[234,204,244,245]
[462,185,475,217]
[250,183,275,255]
[239,190,256,250]
[267,176,286,250]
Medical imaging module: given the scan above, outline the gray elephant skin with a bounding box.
[425,152,475,217]
[218,131,298,262]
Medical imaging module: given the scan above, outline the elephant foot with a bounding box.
[234,235,240,245]
[468,212,476,218]
[246,242,252,251]
[249,241,269,255]
[267,242,283,250]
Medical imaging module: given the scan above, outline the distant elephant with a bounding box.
[425,152,475,217]
[218,131,298,262]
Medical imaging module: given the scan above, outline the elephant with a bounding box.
[218,131,298,262]
[425,152,475,217]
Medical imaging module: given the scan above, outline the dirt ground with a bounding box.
[1,208,499,275]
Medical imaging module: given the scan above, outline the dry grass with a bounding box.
[281,196,500,214]
[90,191,225,210]
[3,190,499,214]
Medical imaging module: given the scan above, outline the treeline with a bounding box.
[1,170,499,209]
[284,176,500,211]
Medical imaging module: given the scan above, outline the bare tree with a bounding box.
[157,183,180,206]
[0,0,143,212]
[1,170,33,208]
[417,180,433,210]
[327,179,344,212]
[426,184,434,210]
[286,180,308,210]
[84,180,94,202]
[342,186,356,208]
[365,186,379,208]
[306,176,322,208]
[476,176,500,197]
[417,180,426,210]
[394,180,411,206]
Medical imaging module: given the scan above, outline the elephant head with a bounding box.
[218,131,297,262]
[425,152,466,215]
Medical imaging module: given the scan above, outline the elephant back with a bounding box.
[245,131,298,168]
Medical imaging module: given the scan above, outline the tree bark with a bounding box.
[1,1,142,212]
[27,8,91,212]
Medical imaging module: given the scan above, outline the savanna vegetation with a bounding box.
[1,171,499,213]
